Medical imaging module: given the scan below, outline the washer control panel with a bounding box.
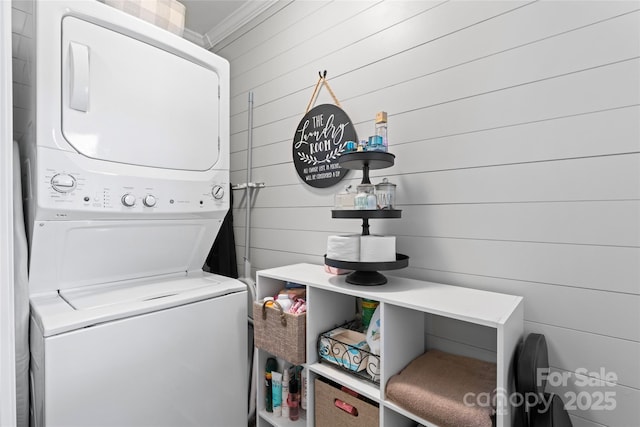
[38,163,228,219]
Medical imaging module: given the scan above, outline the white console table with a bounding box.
[255,263,524,427]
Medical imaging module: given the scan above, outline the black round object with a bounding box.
[338,151,395,170]
[516,333,549,395]
[331,209,402,219]
[345,271,388,286]
[292,104,357,188]
[324,254,409,286]
[324,254,409,272]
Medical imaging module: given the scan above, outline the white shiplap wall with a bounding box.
[215,1,639,426]
[11,0,33,144]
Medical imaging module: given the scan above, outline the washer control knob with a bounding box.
[51,174,77,193]
[143,195,157,207]
[121,193,136,207]
[212,185,224,200]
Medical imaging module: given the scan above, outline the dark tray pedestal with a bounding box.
[324,254,409,286]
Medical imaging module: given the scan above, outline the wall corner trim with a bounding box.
[203,0,279,51]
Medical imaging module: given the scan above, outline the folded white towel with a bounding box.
[327,235,360,262]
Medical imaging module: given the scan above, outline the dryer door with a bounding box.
[61,16,220,171]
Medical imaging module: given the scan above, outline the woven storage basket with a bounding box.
[315,378,379,427]
[253,300,306,365]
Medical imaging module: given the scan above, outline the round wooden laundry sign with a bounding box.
[292,104,357,188]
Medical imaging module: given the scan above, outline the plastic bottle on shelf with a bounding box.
[301,367,307,410]
[282,368,290,418]
[287,375,300,421]
[265,357,278,413]
[265,372,272,412]
[276,293,293,313]
[362,298,380,329]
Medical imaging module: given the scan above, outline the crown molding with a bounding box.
[203,0,279,51]
[182,27,206,47]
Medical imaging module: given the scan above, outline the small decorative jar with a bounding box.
[334,185,355,210]
[375,178,396,209]
[355,184,376,210]
[367,135,383,151]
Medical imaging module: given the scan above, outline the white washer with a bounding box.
[30,273,247,427]
[16,1,246,425]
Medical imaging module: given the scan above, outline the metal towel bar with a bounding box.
[231,182,265,190]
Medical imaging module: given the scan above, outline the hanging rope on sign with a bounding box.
[320,71,341,108]
[305,70,342,113]
[305,72,323,114]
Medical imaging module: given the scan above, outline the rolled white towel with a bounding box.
[326,234,360,262]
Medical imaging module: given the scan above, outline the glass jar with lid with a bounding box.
[355,184,376,210]
[375,178,396,209]
[334,185,355,210]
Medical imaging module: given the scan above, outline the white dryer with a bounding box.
[17,1,247,425]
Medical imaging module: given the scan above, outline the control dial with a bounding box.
[51,173,77,193]
[212,185,224,200]
[121,193,136,207]
[143,195,157,207]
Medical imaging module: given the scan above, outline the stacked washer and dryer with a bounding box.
[17,1,247,426]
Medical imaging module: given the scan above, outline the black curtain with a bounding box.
[205,184,238,278]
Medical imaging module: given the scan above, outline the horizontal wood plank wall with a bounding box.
[216,1,640,425]
[11,0,33,143]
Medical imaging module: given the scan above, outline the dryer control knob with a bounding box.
[121,193,136,207]
[143,195,157,207]
[51,173,77,193]
[212,185,224,200]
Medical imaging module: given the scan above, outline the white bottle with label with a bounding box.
[276,293,293,313]
[301,367,307,410]
[282,368,290,418]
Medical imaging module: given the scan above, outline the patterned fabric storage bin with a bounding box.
[104,0,186,35]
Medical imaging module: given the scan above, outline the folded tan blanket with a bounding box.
[386,350,496,427]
